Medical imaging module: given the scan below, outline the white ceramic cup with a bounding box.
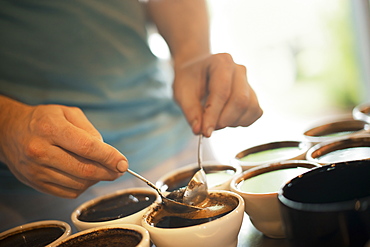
[156,160,242,192]
[232,140,312,171]
[142,190,244,247]
[71,187,160,231]
[51,224,150,247]
[230,160,321,238]
[0,220,71,247]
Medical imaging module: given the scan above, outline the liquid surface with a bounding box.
[238,167,310,193]
[239,147,301,163]
[317,147,370,163]
[148,193,238,228]
[57,228,141,247]
[206,170,235,188]
[0,226,65,247]
[78,192,156,222]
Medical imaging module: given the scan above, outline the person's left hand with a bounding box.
[173,53,263,137]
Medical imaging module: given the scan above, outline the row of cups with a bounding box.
[3,159,369,247]
[1,102,370,247]
[0,187,245,247]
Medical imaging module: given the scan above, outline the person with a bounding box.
[0,0,262,231]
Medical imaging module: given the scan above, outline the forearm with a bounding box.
[0,95,31,165]
[145,0,211,66]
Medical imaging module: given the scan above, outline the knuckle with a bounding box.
[34,116,57,137]
[76,136,95,156]
[234,94,250,110]
[78,163,98,178]
[215,53,234,64]
[25,139,47,160]
[237,64,247,74]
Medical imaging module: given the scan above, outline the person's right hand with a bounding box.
[0,96,128,198]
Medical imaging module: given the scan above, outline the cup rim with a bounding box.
[278,160,370,212]
[155,160,242,192]
[71,187,160,226]
[303,118,369,142]
[141,190,244,232]
[230,160,321,196]
[353,102,370,123]
[232,140,312,167]
[306,134,370,164]
[0,220,71,246]
[51,224,150,247]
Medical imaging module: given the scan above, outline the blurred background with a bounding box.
[149,0,370,163]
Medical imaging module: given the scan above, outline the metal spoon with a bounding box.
[126,169,201,212]
[182,134,208,206]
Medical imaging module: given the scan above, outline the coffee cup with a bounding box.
[278,159,370,247]
[51,224,150,247]
[230,160,320,238]
[232,140,312,171]
[303,118,369,144]
[306,134,370,165]
[0,220,71,247]
[156,160,242,192]
[142,190,244,247]
[71,187,160,231]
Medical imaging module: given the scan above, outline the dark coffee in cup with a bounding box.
[0,225,65,247]
[279,160,370,247]
[78,192,156,222]
[147,192,238,228]
[56,228,142,247]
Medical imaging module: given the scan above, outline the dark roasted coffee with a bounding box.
[147,192,238,228]
[57,228,142,247]
[0,225,65,247]
[78,192,156,222]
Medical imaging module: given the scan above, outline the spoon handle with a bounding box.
[198,134,203,169]
[126,169,162,196]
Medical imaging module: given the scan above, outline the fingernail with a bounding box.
[206,126,214,137]
[117,160,127,173]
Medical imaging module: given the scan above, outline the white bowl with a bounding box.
[232,140,312,171]
[142,190,244,247]
[303,118,369,144]
[306,134,370,165]
[71,187,160,231]
[230,160,320,238]
[51,224,150,247]
[0,220,71,247]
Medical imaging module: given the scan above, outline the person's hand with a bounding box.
[173,53,263,137]
[0,98,128,198]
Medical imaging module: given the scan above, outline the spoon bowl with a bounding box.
[183,135,208,206]
[126,169,201,213]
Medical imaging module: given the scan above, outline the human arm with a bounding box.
[144,0,263,137]
[0,95,128,198]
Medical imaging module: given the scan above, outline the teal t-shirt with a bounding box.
[0,0,192,187]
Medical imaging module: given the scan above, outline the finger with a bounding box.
[63,106,103,140]
[202,54,235,137]
[48,121,128,173]
[39,166,97,190]
[216,65,252,128]
[173,74,204,135]
[44,145,123,181]
[227,87,263,127]
[8,160,98,198]
[39,180,98,199]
